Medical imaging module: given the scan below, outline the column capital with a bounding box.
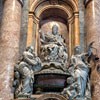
[28,12,33,17]
[84,0,92,8]
[74,12,79,17]
[33,14,39,24]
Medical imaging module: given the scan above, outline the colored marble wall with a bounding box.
[79,0,85,51]
[0,0,3,28]
[0,0,22,99]
[0,0,86,52]
[19,0,29,55]
[85,0,100,100]
[85,0,100,57]
[0,0,96,99]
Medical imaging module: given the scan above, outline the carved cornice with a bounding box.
[84,0,93,8]
[17,0,24,7]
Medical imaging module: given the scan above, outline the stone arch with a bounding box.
[35,5,72,19]
[30,0,78,13]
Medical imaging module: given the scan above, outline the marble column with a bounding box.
[85,0,100,100]
[0,0,23,99]
[74,12,80,46]
[85,0,100,57]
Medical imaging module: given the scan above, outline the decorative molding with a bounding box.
[30,0,78,13]
[74,12,79,17]
[33,13,39,24]
[84,0,93,8]
[28,12,39,24]
[49,0,59,5]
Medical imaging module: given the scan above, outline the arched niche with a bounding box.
[27,0,80,56]
[39,8,69,53]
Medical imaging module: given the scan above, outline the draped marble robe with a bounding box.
[70,53,91,99]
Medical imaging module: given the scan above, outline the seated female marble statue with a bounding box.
[13,46,42,97]
[70,46,91,99]
[62,45,92,100]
